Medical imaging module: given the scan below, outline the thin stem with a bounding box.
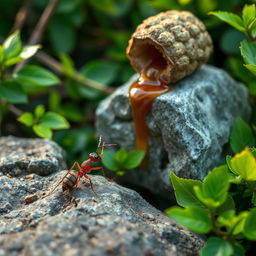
[36,51,114,94]
[14,0,60,72]
[10,0,33,33]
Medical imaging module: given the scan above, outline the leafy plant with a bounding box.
[18,105,69,139]
[102,148,145,175]
[210,4,256,94]
[167,147,256,256]
[0,31,69,138]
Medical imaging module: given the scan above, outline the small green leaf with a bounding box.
[244,63,256,76]
[3,31,22,58]
[102,150,119,171]
[115,148,128,164]
[240,40,256,67]
[18,112,34,127]
[170,172,204,207]
[242,4,256,28]
[123,151,145,169]
[40,112,70,129]
[0,81,27,103]
[60,54,75,76]
[35,105,45,119]
[243,208,256,240]
[209,11,245,32]
[216,210,248,235]
[33,124,52,139]
[16,65,60,86]
[81,60,119,85]
[194,166,229,208]
[199,237,233,256]
[230,117,255,153]
[230,148,256,181]
[166,206,211,234]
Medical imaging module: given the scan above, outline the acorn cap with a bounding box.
[126,10,213,83]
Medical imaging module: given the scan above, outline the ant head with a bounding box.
[89,152,101,162]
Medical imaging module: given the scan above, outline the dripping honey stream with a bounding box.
[129,48,171,162]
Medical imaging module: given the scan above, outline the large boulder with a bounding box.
[96,65,251,196]
[0,172,203,256]
[0,136,204,255]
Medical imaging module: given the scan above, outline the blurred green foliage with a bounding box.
[0,0,255,164]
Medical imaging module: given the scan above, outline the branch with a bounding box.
[10,0,33,33]
[36,51,114,94]
[14,0,60,72]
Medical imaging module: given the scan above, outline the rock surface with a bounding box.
[0,172,204,256]
[96,65,251,196]
[0,136,204,255]
[0,136,66,176]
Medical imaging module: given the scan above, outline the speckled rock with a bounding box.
[0,171,204,256]
[127,10,212,83]
[0,136,66,176]
[96,65,251,196]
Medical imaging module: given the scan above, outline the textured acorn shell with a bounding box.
[126,10,213,83]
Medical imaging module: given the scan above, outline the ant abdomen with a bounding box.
[62,170,78,191]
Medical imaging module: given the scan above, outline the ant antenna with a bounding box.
[96,135,102,153]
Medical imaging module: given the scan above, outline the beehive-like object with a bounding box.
[127,10,213,83]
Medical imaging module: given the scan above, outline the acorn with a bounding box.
[127,10,213,83]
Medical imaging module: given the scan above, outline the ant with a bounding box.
[42,136,116,199]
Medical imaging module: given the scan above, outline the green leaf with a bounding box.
[33,124,52,139]
[209,11,245,33]
[230,148,256,181]
[35,105,45,119]
[244,63,256,76]
[18,112,34,127]
[0,46,4,63]
[199,237,233,256]
[170,172,204,207]
[243,208,256,240]
[166,206,211,234]
[123,151,145,169]
[40,112,70,129]
[20,45,41,59]
[242,4,256,28]
[60,54,75,76]
[81,60,119,85]
[16,65,60,86]
[0,81,27,103]
[49,18,76,53]
[6,45,41,65]
[3,31,22,58]
[102,150,119,171]
[216,210,248,235]
[240,40,256,67]
[216,195,235,215]
[230,117,255,153]
[194,166,229,208]
[115,148,128,164]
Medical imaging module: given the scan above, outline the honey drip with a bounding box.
[129,55,171,156]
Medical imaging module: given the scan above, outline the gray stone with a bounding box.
[0,171,204,256]
[96,65,251,196]
[0,136,66,176]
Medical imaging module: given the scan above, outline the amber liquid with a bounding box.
[129,58,171,158]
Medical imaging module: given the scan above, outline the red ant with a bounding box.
[42,136,116,198]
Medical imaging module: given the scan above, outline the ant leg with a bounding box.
[69,177,81,206]
[90,167,112,181]
[41,161,81,199]
[84,175,97,196]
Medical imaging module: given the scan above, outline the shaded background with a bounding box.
[0,0,253,164]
